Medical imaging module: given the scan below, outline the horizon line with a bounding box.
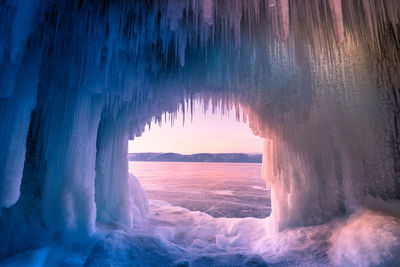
[129,152,263,155]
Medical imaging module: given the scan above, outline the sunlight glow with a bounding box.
[129,102,263,154]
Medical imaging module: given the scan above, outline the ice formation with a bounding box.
[0,0,399,266]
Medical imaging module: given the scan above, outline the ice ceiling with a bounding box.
[0,0,400,265]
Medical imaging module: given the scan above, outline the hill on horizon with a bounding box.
[128,152,262,163]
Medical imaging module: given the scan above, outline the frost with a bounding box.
[0,0,399,266]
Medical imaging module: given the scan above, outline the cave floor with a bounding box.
[2,198,400,266]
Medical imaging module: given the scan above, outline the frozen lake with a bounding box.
[129,161,271,218]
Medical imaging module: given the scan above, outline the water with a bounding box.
[129,161,271,218]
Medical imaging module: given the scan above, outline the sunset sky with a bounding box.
[128,102,263,154]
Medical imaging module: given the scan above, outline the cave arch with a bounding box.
[0,0,399,265]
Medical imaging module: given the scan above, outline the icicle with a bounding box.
[10,0,40,65]
[278,0,289,40]
[329,0,345,43]
[201,0,214,26]
[362,0,375,41]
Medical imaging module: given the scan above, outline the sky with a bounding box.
[128,102,263,154]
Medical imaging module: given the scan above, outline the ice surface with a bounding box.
[0,0,399,265]
[212,190,234,196]
[130,161,270,218]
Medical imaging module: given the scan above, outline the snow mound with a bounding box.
[84,229,269,267]
[330,200,400,267]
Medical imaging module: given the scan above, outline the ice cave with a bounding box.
[0,0,400,266]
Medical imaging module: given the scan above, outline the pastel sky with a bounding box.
[128,102,263,154]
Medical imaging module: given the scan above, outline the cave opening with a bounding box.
[127,100,270,219]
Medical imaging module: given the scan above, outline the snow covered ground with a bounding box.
[2,193,400,266]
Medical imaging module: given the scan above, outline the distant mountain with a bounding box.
[128,153,262,163]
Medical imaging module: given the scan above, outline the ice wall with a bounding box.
[246,32,400,229]
[0,0,399,259]
[95,108,150,227]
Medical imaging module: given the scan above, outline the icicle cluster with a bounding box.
[0,0,399,258]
